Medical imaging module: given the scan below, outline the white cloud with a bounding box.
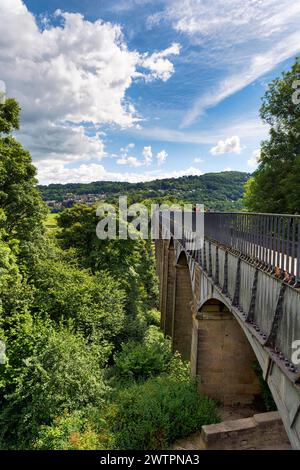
[0,0,27,14]
[139,43,181,82]
[110,0,155,13]
[223,167,232,172]
[142,146,153,166]
[151,0,300,40]
[0,1,180,166]
[247,149,261,168]
[120,143,135,153]
[156,149,168,165]
[116,142,145,167]
[210,136,243,155]
[129,116,269,144]
[36,160,125,185]
[0,5,139,128]
[119,142,136,158]
[37,160,203,185]
[166,166,203,178]
[148,1,300,127]
[116,145,168,168]
[116,156,143,167]
[193,157,204,163]
[18,121,105,161]
[182,32,300,126]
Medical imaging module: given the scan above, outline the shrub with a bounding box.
[113,326,172,383]
[32,259,126,353]
[34,408,113,450]
[0,323,107,449]
[107,376,219,450]
[144,309,161,327]
[166,351,191,382]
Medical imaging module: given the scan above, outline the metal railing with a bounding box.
[204,212,300,279]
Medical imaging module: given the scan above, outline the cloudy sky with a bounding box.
[1,0,300,185]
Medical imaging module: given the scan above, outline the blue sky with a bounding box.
[1,0,300,184]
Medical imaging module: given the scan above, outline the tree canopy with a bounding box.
[244,58,300,213]
[0,98,47,271]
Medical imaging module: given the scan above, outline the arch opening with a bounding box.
[172,251,193,361]
[159,238,176,336]
[196,298,261,406]
[164,238,175,337]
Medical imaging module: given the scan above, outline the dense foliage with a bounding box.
[1,322,107,448]
[32,352,218,451]
[113,326,173,384]
[107,376,218,450]
[0,98,219,450]
[0,99,47,272]
[39,171,250,212]
[244,58,300,213]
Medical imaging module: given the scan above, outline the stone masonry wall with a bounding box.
[196,300,261,404]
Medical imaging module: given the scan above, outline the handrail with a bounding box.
[205,211,300,218]
[159,211,300,280]
[204,212,300,279]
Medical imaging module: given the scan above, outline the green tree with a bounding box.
[113,326,172,384]
[0,319,107,449]
[107,376,219,450]
[32,257,126,354]
[57,204,159,340]
[0,210,20,300]
[244,58,300,213]
[0,98,20,134]
[0,98,47,271]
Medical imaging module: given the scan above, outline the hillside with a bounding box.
[39,171,250,211]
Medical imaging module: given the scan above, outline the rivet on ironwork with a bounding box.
[288,276,296,286]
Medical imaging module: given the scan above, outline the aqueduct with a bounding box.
[155,212,300,449]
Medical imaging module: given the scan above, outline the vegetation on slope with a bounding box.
[0,98,219,450]
[39,171,250,212]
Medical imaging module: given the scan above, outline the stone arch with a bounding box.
[159,238,176,335]
[195,298,261,405]
[163,238,175,337]
[172,251,194,361]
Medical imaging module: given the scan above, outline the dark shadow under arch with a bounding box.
[172,251,194,361]
[196,298,261,405]
[164,238,175,337]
